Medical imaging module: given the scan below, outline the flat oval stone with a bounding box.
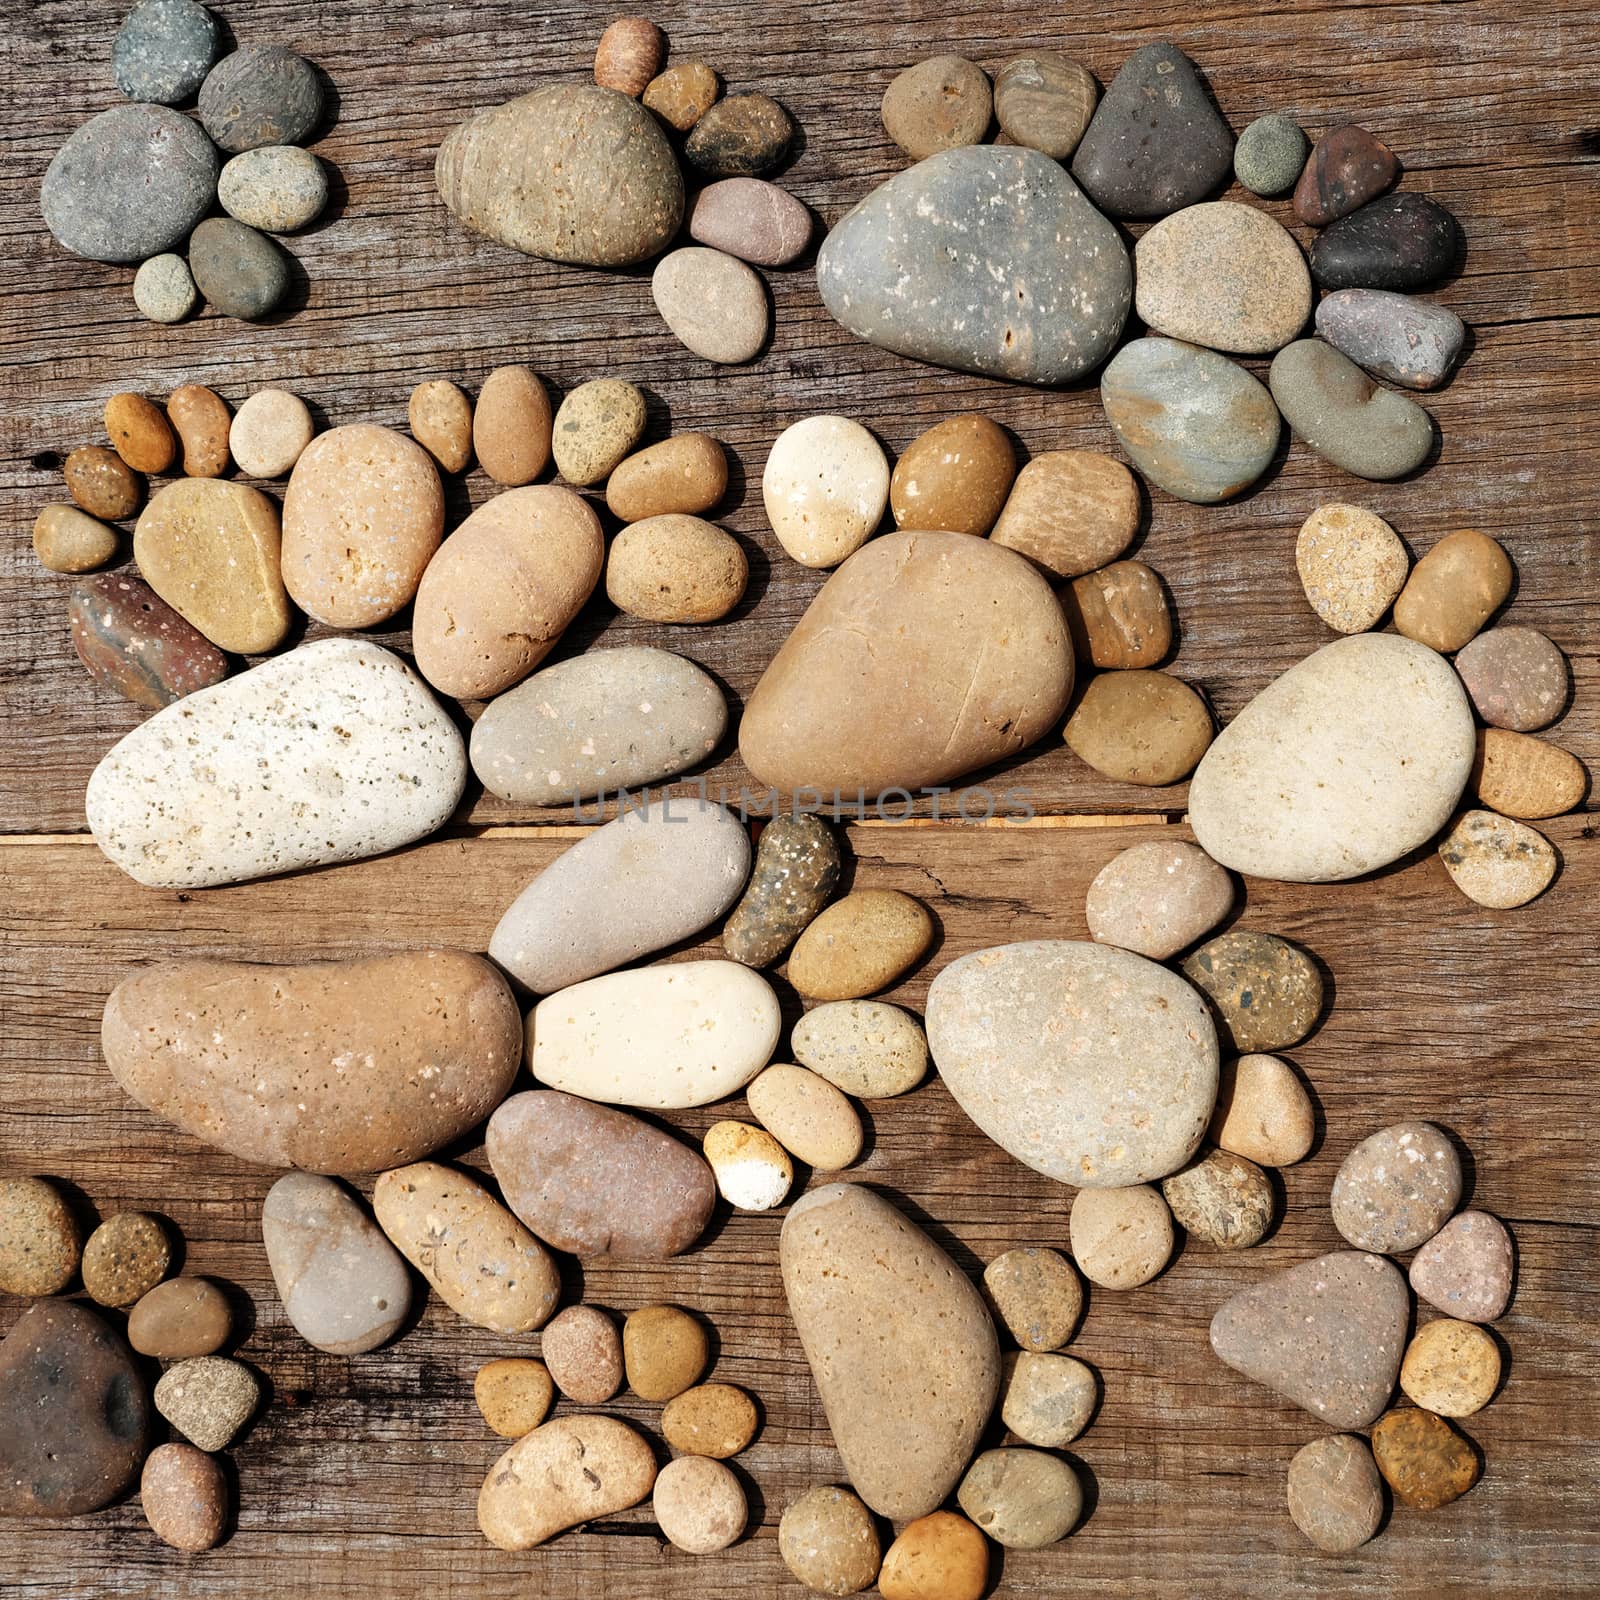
[1370,1407,1480,1509]
[105,392,177,473]
[262,1172,411,1353]
[928,939,1218,1187]
[724,814,841,967]
[652,246,769,364]
[1210,1250,1408,1428]
[642,61,719,132]
[1000,1351,1096,1447]
[1295,503,1409,633]
[779,1486,882,1596]
[1331,1120,1462,1253]
[1454,626,1569,731]
[529,960,780,1109]
[0,1176,80,1296]
[704,1120,793,1209]
[1269,338,1435,479]
[748,1063,864,1170]
[471,647,725,806]
[87,639,465,888]
[187,217,290,320]
[541,1306,622,1403]
[154,1356,258,1452]
[104,948,519,1172]
[1180,930,1322,1052]
[114,0,220,103]
[1294,125,1399,226]
[684,93,793,176]
[1160,1147,1273,1247]
[127,1277,232,1359]
[1101,336,1279,503]
[1438,809,1557,908]
[890,415,1015,538]
[140,1441,226,1552]
[1234,113,1308,197]
[606,432,728,521]
[791,1000,928,1098]
[1066,559,1171,667]
[199,44,322,151]
[958,1448,1080,1549]
[1287,1434,1383,1553]
[817,145,1131,385]
[474,365,552,486]
[764,415,891,569]
[1400,1317,1500,1417]
[982,1247,1082,1351]
[991,450,1139,579]
[623,1303,710,1400]
[1315,288,1466,390]
[781,1183,1000,1520]
[661,1382,759,1458]
[1393,527,1512,653]
[64,445,141,521]
[409,379,473,473]
[1069,1184,1175,1290]
[1209,1054,1315,1167]
[879,1512,988,1600]
[219,145,327,231]
[882,56,991,160]
[654,1454,747,1553]
[1085,839,1234,959]
[551,378,646,486]
[487,1089,714,1259]
[606,513,748,622]
[70,573,227,710]
[1310,193,1461,292]
[1135,202,1311,353]
[994,53,1096,159]
[788,888,934,1000]
[1065,670,1213,786]
[1410,1209,1514,1322]
[166,383,232,476]
[475,1356,555,1434]
[689,176,811,266]
[1472,727,1587,818]
[1187,633,1475,882]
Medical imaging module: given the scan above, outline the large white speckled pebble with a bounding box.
[86,639,466,888]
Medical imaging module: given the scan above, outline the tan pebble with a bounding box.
[1208,1054,1315,1166]
[540,1304,623,1404]
[878,1510,988,1600]
[653,1454,747,1552]
[994,52,1098,159]
[790,1000,928,1099]
[787,889,934,1001]
[33,504,117,573]
[661,1382,759,1458]
[1066,559,1172,668]
[1400,1318,1502,1417]
[1394,528,1513,653]
[1295,504,1408,633]
[105,392,177,473]
[64,445,142,520]
[1065,670,1213,785]
[606,432,727,520]
[623,1303,710,1401]
[746,1062,863,1171]
[1438,808,1557,908]
[81,1212,170,1307]
[1471,728,1586,819]
[140,1442,227,1553]
[167,384,232,478]
[764,416,890,568]
[154,1356,260,1452]
[606,512,747,622]
[890,415,1015,537]
[983,1247,1083,1351]
[779,1484,881,1595]
[474,365,553,487]
[1000,1350,1096,1447]
[1370,1406,1480,1509]
[594,16,662,98]
[0,1176,81,1296]
[1069,1184,1173,1289]
[704,1120,793,1210]
[881,56,992,161]
[230,388,314,478]
[127,1276,232,1358]
[409,379,474,473]
[990,450,1138,579]
[474,1357,555,1436]
[1160,1147,1274,1248]
[552,377,647,486]
[652,245,770,364]
[643,61,719,131]
[1084,838,1234,960]
[1287,1433,1383,1553]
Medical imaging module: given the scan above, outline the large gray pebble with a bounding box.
[1269,338,1434,479]
[219,146,328,232]
[188,217,290,320]
[199,44,324,153]
[113,0,221,104]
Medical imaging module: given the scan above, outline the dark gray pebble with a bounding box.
[188,217,291,319]
[1309,193,1461,292]
[113,0,220,105]
[198,44,324,153]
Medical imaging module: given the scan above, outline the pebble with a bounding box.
[88,640,465,887]
[1064,668,1213,786]
[690,176,812,266]
[958,1448,1080,1549]
[1234,113,1309,196]
[724,814,841,967]
[1188,633,1475,881]
[685,93,794,176]
[1181,930,1322,1052]
[1473,727,1587,817]
[473,364,552,486]
[1001,1350,1096,1447]
[41,104,219,262]
[990,449,1139,578]
[167,383,232,476]
[1438,809,1557,908]
[1100,336,1279,503]
[788,888,934,999]
[413,485,603,697]
[1411,1210,1514,1322]
[779,1485,882,1596]
[606,431,727,520]
[1393,527,1512,652]
[1295,503,1409,633]
[643,61,719,131]
[230,387,314,477]
[219,145,327,231]
[1209,1250,1408,1428]
[190,216,293,320]
[133,478,290,652]
[552,377,646,485]
[704,1120,795,1209]
[983,1248,1082,1351]
[103,948,517,1169]
[791,1000,928,1098]
[261,1172,411,1354]
[1161,1148,1274,1248]
[1069,1184,1175,1289]
[1070,42,1234,217]
[198,44,324,152]
[1400,1317,1501,1417]
[662,1383,759,1458]
[818,146,1131,384]
[747,1063,864,1170]
[1295,124,1399,226]
[593,16,662,98]
[1315,288,1467,390]
[1370,1407,1480,1509]
[654,1455,747,1553]
[127,1277,232,1358]
[741,530,1073,796]
[623,1304,710,1401]
[1269,337,1435,479]
[105,391,177,473]
[539,1305,623,1403]
[474,1358,554,1437]
[763,415,890,568]
[114,0,220,103]
[652,245,769,363]
[133,253,199,323]
[82,1213,170,1308]
[890,415,1014,537]
[780,1183,1000,1520]
[1085,839,1233,959]
[1331,1120,1462,1253]
[1135,202,1312,353]
[489,1089,715,1259]
[479,1416,656,1550]
[1309,193,1461,292]
[374,1162,559,1334]
[1208,1054,1315,1167]
[878,1512,988,1600]
[1286,1434,1383,1553]
[1455,626,1569,731]
[408,378,473,473]
[34,505,117,573]
[0,1176,81,1296]
[155,1356,259,1451]
[64,445,141,520]
[529,961,780,1110]
[438,84,682,266]
[1067,561,1172,667]
[606,512,749,621]
[881,56,992,160]
[471,646,725,805]
[929,941,1217,1186]
[140,1442,227,1552]
[993,53,1096,159]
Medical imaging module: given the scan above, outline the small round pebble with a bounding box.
[787,889,933,1000]
[127,1276,233,1358]
[643,62,720,132]
[878,1511,988,1600]
[982,1247,1083,1351]
[133,253,199,324]
[689,177,812,267]
[540,1305,623,1405]
[1085,839,1234,960]
[1393,527,1513,654]
[1208,1054,1315,1167]
[474,364,552,486]
[607,432,728,520]
[1331,1121,1463,1254]
[1286,1434,1383,1552]
[652,246,769,364]
[219,146,328,232]
[704,1120,794,1210]
[1438,809,1557,909]
[1069,1183,1174,1290]
[474,1357,555,1437]
[593,16,663,99]
[957,1447,1081,1549]
[1067,560,1172,669]
[1400,1317,1501,1417]
[114,0,221,104]
[1161,1148,1274,1248]
[188,217,291,321]
[1454,626,1570,731]
[408,379,473,473]
[606,514,748,623]
[64,446,142,520]
[747,1063,863,1171]
[661,1383,759,1459]
[0,1176,81,1296]
[552,378,647,486]
[791,1001,928,1099]
[779,1484,881,1596]
[81,1212,171,1307]
[33,505,118,573]
[623,1304,709,1402]
[199,44,324,152]
[140,1442,227,1553]
[230,388,314,477]
[154,1356,260,1451]
[1370,1407,1480,1509]
[653,1454,747,1553]
[167,384,232,477]
[764,415,890,569]
[1296,504,1409,633]
[1000,1351,1096,1448]
[1063,670,1214,786]
[881,56,992,161]
[1180,931,1324,1053]
[105,392,177,473]
[723,813,842,969]
[1411,1210,1514,1322]
[1234,113,1310,196]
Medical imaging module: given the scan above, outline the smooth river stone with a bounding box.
[1393,527,1512,654]
[989,450,1139,579]
[1310,193,1462,292]
[529,960,780,1109]
[685,93,795,177]
[927,940,1218,1187]
[1160,1147,1274,1248]
[1063,669,1213,786]
[1000,1352,1096,1448]
[1100,337,1280,503]
[486,1089,715,1259]
[983,1249,1083,1352]
[1438,809,1557,909]
[994,53,1097,159]
[959,1448,1081,1549]
[86,639,466,888]
[1233,113,1309,197]
[1454,627,1569,732]
[475,1357,555,1433]
[704,1121,793,1210]
[890,415,1016,539]
[219,145,328,232]
[1209,1054,1315,1167]
[1209,1250,1408,1428]
[1066,560,1172,668]
[652,246,769,364]
[882,55,991,161]
[114,0,221,103]
[723,813,841,967]
[739,530,1073,797]
[781,1183,1000,1520]
[34,504,117,573]
[198,44,322,151]
[689,177,812,267]
[0,1177,80,1296]
[490,799,749,993]
[262,1173,411,1353]
[1270,339,1435,480]
[1400,1317,1500,1417]
[141,1441,227,1552]
[1410,1210,1514,1322]
[1473,728,1587,818]
[1187,633,1474,882]
[1287,1435,1384,1553]
[69,573,228,711]
[880,1513,989,1600]
[1331,1120,1462,1253]
[1315,288,1467,390]
[817,145,1131,385]
[103,948,521,1173]
[779,1485,882,1596]
[188,217,290,320]
[1085,839,1234,960]
[1070,1184,1174,1290]
[1294,124,1399,226]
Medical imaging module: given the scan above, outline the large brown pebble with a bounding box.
[540,1304,623,1403]
[0,1175,81,1295]
[623,1304,710,1401]
[653,1454,747,1552]
[779,1484,882,1595]
[81,1212,170,1307]
[1471,728,1587,817]
[593,16,661,98]
[1085,838,1233,959]
[882,56,992,161]
[1287,1434,1383,1553]
[474,1358,554,1437]
[685,93,794,177]
[1393,528,1513,653]
[1400,1317,1501,1417]
[473,365,553,487]
[643,62,720,132]
[661,1382,759,1458]
[281,424,445,627]
[990,450,1139,579]
[994,53,1097,159]
[1454,626,1569,731]
[70,573,229,710]
[787,889,933,1000]
[552,377,646,486]
[723,813,841,968]
[64,445,142,520]
[1331,1120,1462,1253]
[690,177,812,267]
[105,392,176,473]
[1371,1407,1480,1509]
[606,432,728,520]
[1208,1054,1315,1167]
[127,1277,233,1359]
[1160,1148,1273,1248]
[1182,930,1323,1053]
[878,1511,988,1600]
[33,504,117,573]
[1066,559,1172,668]
[1064,669,1212,785]
[167,384,232,478]
[1438,809,1557,908]
[890,415,1015,536]
[606,513,747,622]
[983,1247,1083,1351]
[1069,1184,1173,1289]
[409,379,474,473]
[140,1442,227,1552]
[1411,1210,1514,1323]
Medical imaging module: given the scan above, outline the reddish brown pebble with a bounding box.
[1410,1210,1515,1322]
[594,17,663,99]
[643,62,720,132]
[1286,1434,1383,1552]
[1294,124,1400,226]
[127,1276,234,1359]
[141,1442,227,1552]
[1066,560,1172,669]
[474,365,553,486]
[70,573,229,710]
[1454,626,1570,731]
[1371,1407,1481,1509]
[1472,728,1587,818]
[167,385,232,478]
[105,392,178,473]
[606,433,728,520]
[64,445,142,520]
[541,1304,623,1404]
[878,1510,988,1600]
[890,415,1015,537]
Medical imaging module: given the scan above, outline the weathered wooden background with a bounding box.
[1,0,1597,1594]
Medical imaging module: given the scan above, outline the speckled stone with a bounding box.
[642,61,719,131]
[69,573,226,710]
[1181,931,1322,1053]
[0,1176,81,1296]
[1270,338,1435,480]
[1063,669,1213,786]
[167,383,232,476]
[198,44,324,152]
[81,1213,170,1308]
[140,1441,227,1551]
[684,93,794,176]
[1234,113,1308,196]
[1069,1184,1175,1289]
[188,217,291,320]
[552,378,647,486]
[652,245,769,363]
[791,1000,928,1099]
[787,888,933,1000]
[1295,503,1409,633]
[1455,627,1569,731]
[1084,839,1234,959]
[1161,1148,1273,1248]
[606,512,748,622]
[1472,728,1588,819]
[593,17,662,98]
[154,1356,259,1451]
[957,1448,1081,1549]
[654,1454,747,1553]
[993,53,1097,159]
[127,1276,232,1358]
[1295,124,1399,226]
[1400,1317,1501,1417]
[991,450,1139,579]
[1309,193,1462,292]
[881,56,992,161]
[890,414,1016,538]
[114,0,221,103]
[1286,1434,1383,1553]
[724,815,841,968]
[1000,1350,1096,1447]
[1331,1121,1462,1253]
[63,446,142,521]
[219,145,328,231]
[1066,559,1172,668]
[983,1248,1083,1351]
[1208,1054,1315,1167]
[764,414,891,569]
[133,252,199,323]
[34,504,117,573]
[1438,809,1557,909]
[779,1485,882,1596]
[1315,288,1466,390]
[540,1306,623,1404]
[623,1304,710,1402]
[1371,1407,1480,1509]
[661,1382,759,1458]
[408,379,473,473]
[474,1358,555,1436]
[1210,1250,1409,1428]
[1410,1210,1514,1322]
[690,177,812,267]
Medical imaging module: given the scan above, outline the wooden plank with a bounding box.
[1,818,1596,1596]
